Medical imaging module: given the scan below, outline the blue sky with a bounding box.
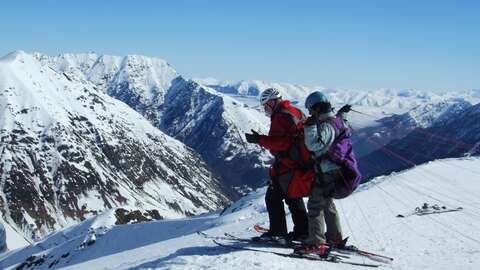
[1,0,478,92]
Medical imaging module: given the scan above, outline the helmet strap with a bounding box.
[264,99,278,116]
[311,102,332,114]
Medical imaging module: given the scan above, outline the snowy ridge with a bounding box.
[1,157,479,269]
[399,98,472,128]
[0,51,228,244]
[34,52,177,98]
[34,52,178,126]
[197,78,480,113]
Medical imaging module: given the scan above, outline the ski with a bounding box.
[252,225,393,262]
[199,231,294,249]
[201,230,393,263]
[204,231,346,258]
[335,245,394,263]
[397,205,463,218]
[197,231,241,241]
[226,233,352,259]
[197,231,289,247]
[224,233,295,248]
[253,224,269,233]
[213,240,381,268]
[416,207,463,216]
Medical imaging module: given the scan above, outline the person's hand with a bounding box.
[338,104,352,113]
[245,129,261,144]
[304,116,316,126]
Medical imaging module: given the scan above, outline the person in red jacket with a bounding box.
[245,88,309,241]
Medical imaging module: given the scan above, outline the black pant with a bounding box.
[265,180,308,236]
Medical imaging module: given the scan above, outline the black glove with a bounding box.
[338,104,352,113]
[304,116,316,126]
[245,129,260,144]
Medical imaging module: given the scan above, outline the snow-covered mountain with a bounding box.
[359,103,480,179]
[6,50,480,182]
[1,157,479,270]
[12,50,480,200]
[353,98,473,157]
[34,53,178,128]
[31,53,480,195]
[0,51,229,243]
[161,78,272,192]
[35,53,274,193]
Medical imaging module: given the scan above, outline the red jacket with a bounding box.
[258,100,307,176]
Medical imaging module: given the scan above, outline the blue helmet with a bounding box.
[305,91,329,109]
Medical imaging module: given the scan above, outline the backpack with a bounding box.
[276,108,314,170]
[274,107,316,199]
[320,115,362,199]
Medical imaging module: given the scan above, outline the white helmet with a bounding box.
[259,88,282,105]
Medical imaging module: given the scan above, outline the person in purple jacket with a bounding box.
[295,91,361,256]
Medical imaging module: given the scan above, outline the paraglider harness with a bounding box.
[271,107,315,198]
[273,108,314,170]
[314,114,362,199]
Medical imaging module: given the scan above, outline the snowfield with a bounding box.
[1,157,479,270]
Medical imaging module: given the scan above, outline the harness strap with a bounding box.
[273,107,312,169]
[316,115,350,164]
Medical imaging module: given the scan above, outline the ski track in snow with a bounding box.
[1,158,479,270]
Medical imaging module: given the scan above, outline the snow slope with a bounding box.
[1,157,479,270]
[0,217,29,252]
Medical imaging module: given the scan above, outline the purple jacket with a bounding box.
[306,113,362,199]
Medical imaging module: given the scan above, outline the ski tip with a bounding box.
[253,224,269,233]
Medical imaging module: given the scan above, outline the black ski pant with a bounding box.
[265,179,308,236]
